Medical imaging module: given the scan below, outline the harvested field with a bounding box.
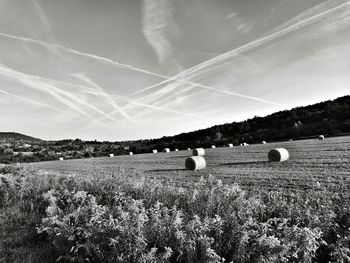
[25,136,350,191]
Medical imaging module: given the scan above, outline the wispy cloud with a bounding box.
[0,88,62,113]
[129,0,350,107]
[72,73,132,122]
[116,94,202,120]
[0,64,94,120]
[267,0,349,34]
[236,23,253,34]
[142,0,177,65]
[0,64,125,124]
[8,0,344,111]
[0,30,283,107]
[32,0,52,34]
[179,0,350,79]
[78,87,200,120]
[226,12,239,19]
[0,31,166,80]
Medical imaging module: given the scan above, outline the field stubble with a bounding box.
[26,136,350,191]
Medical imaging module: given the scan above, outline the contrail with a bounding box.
[0,31,282,106]
[0,88,64,113]
[175,0,350,78]
[72,73,133,122]
[0,64,124,124]
[0,65,95,120]
[68,75,199,120]
[116,94,202,119]
[79,89,202,119]
[0,31,166,79]
[131,75,284,107]
[125,87,202,120]
[128,0,350,97]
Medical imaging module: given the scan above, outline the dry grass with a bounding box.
[25,136,350,191]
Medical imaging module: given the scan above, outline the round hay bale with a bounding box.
[268,148,289,162]
[185,156,206,171]
[175,149,179,152]
[243,142,248,146]
[211,145,216,149]
[109,153,114,157]
[228,144,233,148]
[163,148,170,153]
[193,148,205,156]
[239,143,243,146]
[129,152,133,156]
[262,141,267,144]
[318,135,325,140]
[59,157,64,161]
[187,148,191,150]
[152,149,158,154]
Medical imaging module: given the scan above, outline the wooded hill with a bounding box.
[1,95,349,163]
[0,132,40,142]
[128,95,350,153]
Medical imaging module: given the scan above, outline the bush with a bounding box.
[1,169,350,262]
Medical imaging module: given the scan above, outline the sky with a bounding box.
[0,0,349,141]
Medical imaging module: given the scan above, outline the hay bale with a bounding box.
[109,153,114,157]
[262,141,267,144]
[187,148,191,150]
[268,148,289,162]
[228,144,233,148]
[211,145,216,149]
[175,149,179,152]
[243,142,248,146]
[239,143,243,146]
[129,152,133,156]
[152,149,158,154]
[163,148,170,153]
[193,148,205,156]
[318,135,325,140]
[59,157,64,161]
[185,156,206,171]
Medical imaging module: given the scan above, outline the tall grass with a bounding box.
[1,167,350,262]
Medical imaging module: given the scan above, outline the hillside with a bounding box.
[128,95,350,153]
[1,95,349,164]
[0,132,40,142]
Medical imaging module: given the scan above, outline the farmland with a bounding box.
[26,136,350,191]
[2,136,350,262]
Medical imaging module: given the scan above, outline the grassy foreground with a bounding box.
[1,166,350,263]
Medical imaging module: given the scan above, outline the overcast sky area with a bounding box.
[0,0,349,141]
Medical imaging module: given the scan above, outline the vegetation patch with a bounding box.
[1,167,350,262]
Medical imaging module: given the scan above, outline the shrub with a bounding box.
[1,169,350,262]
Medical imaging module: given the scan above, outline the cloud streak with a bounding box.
[72,73,132,122]
[0,88,62,113]
[78,87,200,120]
[129,0,350,103]
[0,64,125,124]
[177,0,350,79]
[0,30,282,107]
[142,0,177,64]
[32,0,53,34]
